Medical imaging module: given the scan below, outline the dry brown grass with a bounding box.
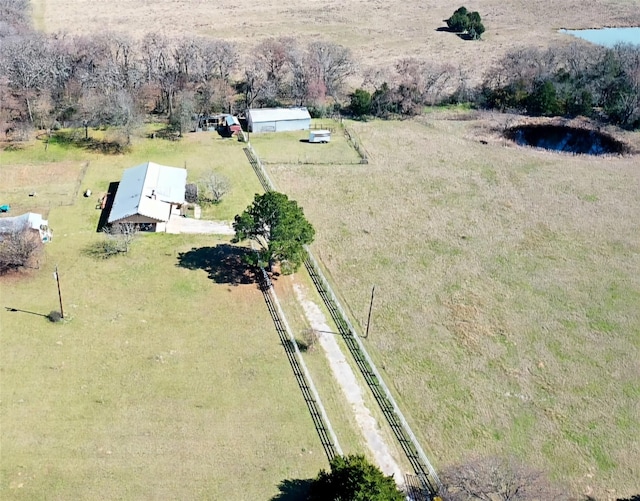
[32,0,640,82]
[268,113,640,499]
[0,161,86,216]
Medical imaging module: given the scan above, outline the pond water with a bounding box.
[505,125,629,155]
[559,27,640,47]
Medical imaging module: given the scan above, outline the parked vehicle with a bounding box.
[309,130,331,143]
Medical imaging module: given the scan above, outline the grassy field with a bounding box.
[248,123,362,166]
[31,0,640,82]
[0,132,373,499]
[267,114,640,499]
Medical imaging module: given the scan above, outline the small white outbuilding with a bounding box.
[0,212,52,242]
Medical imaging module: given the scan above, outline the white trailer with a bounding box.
[309,129,331,143]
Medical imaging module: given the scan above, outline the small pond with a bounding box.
[559,27,640,47]
[505,125,629,155]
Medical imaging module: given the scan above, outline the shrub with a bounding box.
[349,88,373,117]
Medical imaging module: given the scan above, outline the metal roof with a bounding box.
[0,212,48,233]
[108,162,186,223]
[247,107,311,123]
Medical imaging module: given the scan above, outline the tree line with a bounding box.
[1,0,639,143]
[349,42,640,129]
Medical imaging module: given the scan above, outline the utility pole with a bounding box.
[365,285,375,338]
[54,265,64,319]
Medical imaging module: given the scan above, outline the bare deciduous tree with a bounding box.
[306,41,354,100]
[241,59,270,108]
[198,171,230,204]
[200,39,238,82]
[440,456,568,501]
[0,224,42,274]
[301,328,320,353]
[195,77,235,114]
[102,222,137,255]
[0,34,53,122]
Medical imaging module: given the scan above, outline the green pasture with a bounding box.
[267,115,640,498]
[0,131,345,499]
[1,130,263,221]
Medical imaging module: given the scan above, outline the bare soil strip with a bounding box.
[293,281,404,485]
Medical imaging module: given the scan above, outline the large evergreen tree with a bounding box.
[308,454,404,501]
[446,7,484,40]
[232,191,315,273]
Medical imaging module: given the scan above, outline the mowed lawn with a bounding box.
[268,115,640,499]
[249,122,362,167]
[0,134,327,500]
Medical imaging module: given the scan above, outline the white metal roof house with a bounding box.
[0,212,52,242]
[246,107,311,133]
[108,162,187,232]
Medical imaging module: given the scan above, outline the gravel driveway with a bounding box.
[165,216,235,235]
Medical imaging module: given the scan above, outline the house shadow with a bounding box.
[176,244,258,285]
[96,181,119,233]
[270,478,313,501]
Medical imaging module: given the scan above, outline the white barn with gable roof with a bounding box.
[246,107,311,133]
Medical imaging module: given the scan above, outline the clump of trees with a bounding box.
[0,0,356,141]
[1,0,638,137]
[348,58,459,118]
[308,454,405,501]
[446,7,485,40]
[480,43,640,128]
[0,224,43,274]
[232,191,314,274]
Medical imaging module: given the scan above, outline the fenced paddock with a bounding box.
[0,161,88,216]
[247,120,363,165]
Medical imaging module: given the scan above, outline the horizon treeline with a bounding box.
[1,0,638,143]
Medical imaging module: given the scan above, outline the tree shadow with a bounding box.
[176,244,258,285]
[270,478,313,501]
[49,131,129,154]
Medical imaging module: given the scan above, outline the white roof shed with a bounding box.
[108,162,187,224]
[0,212,52,242]
[247,107,311,133]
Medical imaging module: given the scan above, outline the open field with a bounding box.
[266,113,640,499]
[0,132,373,499]
[32,0,640,82]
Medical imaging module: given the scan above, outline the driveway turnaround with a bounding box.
[165,217,235,235]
